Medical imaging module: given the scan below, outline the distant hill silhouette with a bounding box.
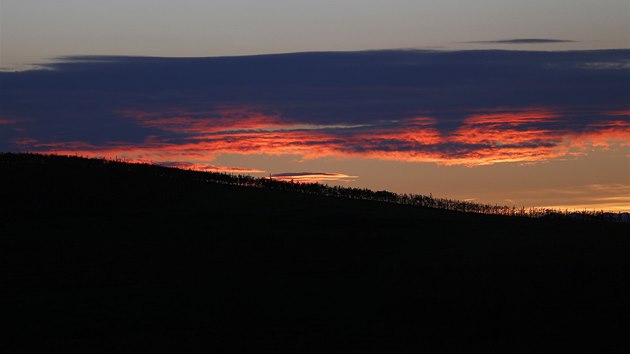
[2,153,629,353]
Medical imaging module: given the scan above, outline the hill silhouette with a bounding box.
[2,153,629,353]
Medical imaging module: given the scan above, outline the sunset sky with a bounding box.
[1,0,629,211]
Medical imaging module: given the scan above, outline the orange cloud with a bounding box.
[463,109,560,126]
[350,116,443,146]
[27,106,630,168]
[452,110,561,145]
[269,172,358,183]
[567,120,630,150]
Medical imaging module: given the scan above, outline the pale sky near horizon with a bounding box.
[1,0,628,69]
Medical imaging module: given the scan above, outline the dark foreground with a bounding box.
[2,153,629,353]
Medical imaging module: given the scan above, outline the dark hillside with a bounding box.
[2,153,629,353]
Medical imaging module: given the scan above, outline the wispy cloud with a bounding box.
[577,61,630,70]
[159,161,264,174]
[467,38,576,44]
[122,107,365,135]
[513,184,630,212]
[270,172,358,183]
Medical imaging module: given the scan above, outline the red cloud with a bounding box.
[28,107,630,168]
[452,110,562,146]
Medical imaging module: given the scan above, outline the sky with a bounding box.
[1,1,629,211]
[2,0,629,69]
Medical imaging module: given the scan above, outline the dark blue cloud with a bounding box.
[0,49,628,165]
